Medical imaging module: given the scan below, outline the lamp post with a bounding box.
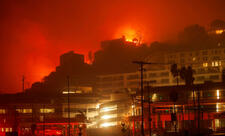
[147,82,151,136]
[67,76,70,136]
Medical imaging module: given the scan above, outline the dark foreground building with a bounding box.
[0,88,99,136]
[125,82,225,136]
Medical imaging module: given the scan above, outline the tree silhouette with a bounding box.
[170,64,195,86]
[178,24,213,50]
[171,64,180,85]
[185,66,195,86]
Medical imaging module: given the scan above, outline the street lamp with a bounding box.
[67,76,71,136]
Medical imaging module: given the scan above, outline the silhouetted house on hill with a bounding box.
[60,51,84,67]
[27,51,95,95]
[93,38,143,75]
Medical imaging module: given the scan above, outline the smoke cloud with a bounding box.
[0,0,224,92]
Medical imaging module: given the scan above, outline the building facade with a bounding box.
[0,87,99,136]
[96,47,225,94]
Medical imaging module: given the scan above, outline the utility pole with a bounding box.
[193,89,196,129]
[197,88,201,134]
[22,75,25,92]
[133,61,145,136]
[147,82,151,136]
[43,104,45,136]
[133,61,168,136]
[67,76,70,136]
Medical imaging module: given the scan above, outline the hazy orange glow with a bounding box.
[23,57,55,88]
[33,65,53,81]
[0,0,224,92]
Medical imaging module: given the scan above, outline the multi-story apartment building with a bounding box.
[165,47,225,83]
[96,47,225,94]
[94,46,225,135]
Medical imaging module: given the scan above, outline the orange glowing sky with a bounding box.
[0,0,225,93]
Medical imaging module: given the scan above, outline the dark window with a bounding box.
[114,82,124,86]
[161,79,169,83]
[202,51,208,55]
[209,75,219,80]
[113,76,124,80]
[149,73,157,77]
[195,52,199,56]
[196,76,205,81]
[180,59,185,63]
[202,57,208,61]
[160,72,169,77]
[149,80,157,84]
[180,53,185,57]
[102,76,113,81]
[127,81,139,86]
[212,56,220,60]
[127,74,138,80]
[215,50,221,54]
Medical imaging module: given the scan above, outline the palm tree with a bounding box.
[171,64,180,85]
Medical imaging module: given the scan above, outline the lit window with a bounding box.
[40,108,55,113]
[216,103,220,112]
[215,61,219,66]
[212,61,219,67]
[101,114,117,120]
[191,91,196,100]
[152,93,157,102]
[100,122,117,127]
[0,109,6,114]
[216,29,224,34]
[100,105,117,112]
[96,104,100,109]
[215,119,220,128]
[62,91,75,94]
[192,57,196,61]
[16,109,32,113]
[203,63,208,67]
[217,90,220,100]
